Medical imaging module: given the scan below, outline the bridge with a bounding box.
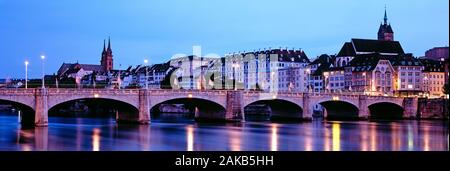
[0,88,418,127]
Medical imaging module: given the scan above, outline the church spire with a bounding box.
[102,39,106,53]
[384,6,388,25]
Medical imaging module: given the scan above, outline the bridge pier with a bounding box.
[403,97,418,119]
[302,94,313,120]
[225,91,244,122]
[34,89,48,127]
[138,89,151,124]
[358,95,369,120]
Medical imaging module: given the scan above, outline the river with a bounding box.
[0,113,448,151]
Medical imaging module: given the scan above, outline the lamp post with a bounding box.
[40,55,45,89]
[24,60,29,89]
[306,68,311,93]
[324,72,329,93]
[144,59,149,89]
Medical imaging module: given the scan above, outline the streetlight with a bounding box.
[306,68,311,93]
[24,60,29,89]
[324,72,329,93]
[40,55,45,89]
[144,59,149,89]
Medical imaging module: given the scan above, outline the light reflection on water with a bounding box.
[0,115,448,151]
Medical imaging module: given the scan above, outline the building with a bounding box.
[101,38,114,72]
[378,8,394,41]
[239,48,310,92]
[420,59,446,98]
[425,47,449,62]
[346,53,395,95]
[57,38,115,87]
[308,54,334,93]
[169,55,213,90]
[278,67,308,92]
[390,54,424,97]
[323,67,345,93]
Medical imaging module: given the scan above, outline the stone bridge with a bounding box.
[0,88,418,126]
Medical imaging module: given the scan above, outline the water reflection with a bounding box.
[408,125,414,151]
[139,125,150,151]
[332,123,341,151]
[423,125,430,151]
[186,125,194,151]
[92,128,101,151]
[270,124,278,151]
[229,128,242,151]
[370,124,377,151]
[0,115,448,151]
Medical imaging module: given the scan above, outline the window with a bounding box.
[408,72,413,76]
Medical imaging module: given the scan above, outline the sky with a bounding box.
[0,0,448,78]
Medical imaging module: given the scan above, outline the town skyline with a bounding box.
[0,0,448,78]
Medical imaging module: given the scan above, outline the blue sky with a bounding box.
[0,0,448,78]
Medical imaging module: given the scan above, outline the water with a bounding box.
[0,114,448,151]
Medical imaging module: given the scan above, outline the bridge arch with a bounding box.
[368,102,404,120]
[0,99,35,125]
[244,98,303,121]
[48,97,140,123]
[150,97,227,121]
[316,99,359,120]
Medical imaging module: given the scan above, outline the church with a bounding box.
[56,38,115,86]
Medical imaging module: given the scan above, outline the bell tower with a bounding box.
[101,37,114,72]
[378,7,394,41]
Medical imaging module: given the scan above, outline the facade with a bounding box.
[277,67,308,92]
[390,54,424,96]
[169,55,213,90]
[239,48,309,92]
[420,59,446,98]
[323,68,345,93]
[335,38,404,92]
[308,54,333,93]
[346,54,395,95]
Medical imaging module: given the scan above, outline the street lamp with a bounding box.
[144,59,149,89]
[324,72,329,93]
[24,60,29,89]
[306,68,311,93]
[40,55,45,89]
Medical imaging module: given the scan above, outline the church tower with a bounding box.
[101,38,114,72]
[378,7,394,41]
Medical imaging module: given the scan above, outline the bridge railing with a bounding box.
[0,88,404,99]
[46,88,141,95]
[0,88,35,95]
